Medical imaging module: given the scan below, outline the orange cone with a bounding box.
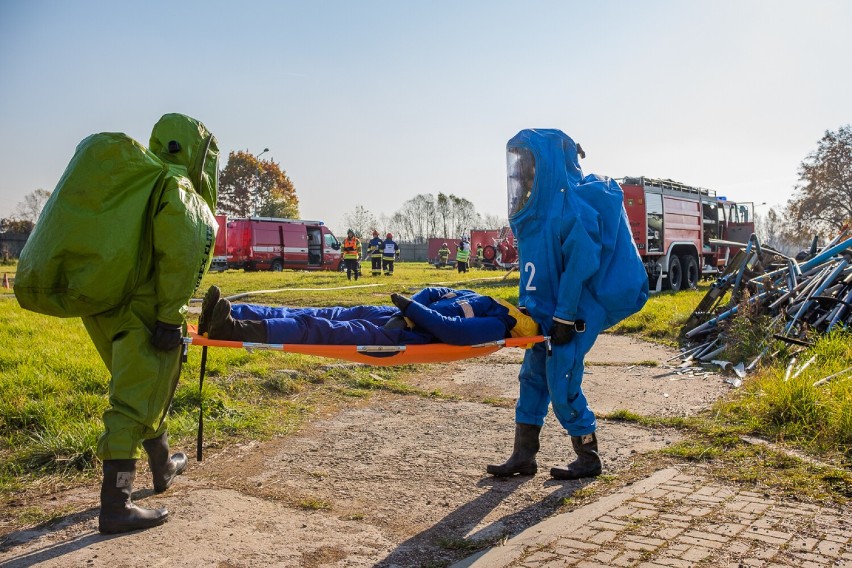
[2,273,9,289]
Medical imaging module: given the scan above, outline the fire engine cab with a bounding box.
[620,177,755,292]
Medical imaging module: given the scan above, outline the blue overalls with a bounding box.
[230,303,430,345]
[508,129,648,436]
[228,287,515,346]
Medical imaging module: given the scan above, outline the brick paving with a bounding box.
[452,468,851,568]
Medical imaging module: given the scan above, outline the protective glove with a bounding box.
[151,321,182,351]
[550,318,586,346]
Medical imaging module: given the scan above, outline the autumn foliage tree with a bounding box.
[787,125,852,234]
[217,151,299,218]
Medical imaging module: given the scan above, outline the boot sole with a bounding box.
[549,467,602,480]
[98,514,168,534]
[486,465,537,477]
[151,454,188,493]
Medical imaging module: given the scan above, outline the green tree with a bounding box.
[218,151,299,218]
[787,125,852,234]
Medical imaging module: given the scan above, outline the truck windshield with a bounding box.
[728,202,753,223]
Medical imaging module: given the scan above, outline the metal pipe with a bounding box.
[785,260,848,333]
[698,345,726,362]
[684,292,769,339]
[813,365,852,387]
[827,285,852,331]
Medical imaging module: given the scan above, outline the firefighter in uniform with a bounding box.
[382,233,400,275]
[438,242,451,268]
[455,238,470,273]
[367,230,383,276]
[487,129,648,481]
[476,243,484,268]
[342,229,361,281]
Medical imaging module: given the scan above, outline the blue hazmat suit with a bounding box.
[228,287,517,346]
[507,129,648,436]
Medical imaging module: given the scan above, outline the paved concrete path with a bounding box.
[453,467,851,568]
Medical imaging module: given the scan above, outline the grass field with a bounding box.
[1,263,849,514]
[0,263,522,498]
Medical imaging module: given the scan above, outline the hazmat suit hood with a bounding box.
[507,129,583,221]
[149,113,219,211]
[506,128,648,330]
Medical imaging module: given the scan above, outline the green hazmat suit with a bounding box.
[89,114,218,460]
[16,113,219,460]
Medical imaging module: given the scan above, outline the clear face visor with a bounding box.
[507,147,536,218]
[191,134,220,210]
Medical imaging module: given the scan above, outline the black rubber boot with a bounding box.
[142,432,187,493]
[390,293,412,313]
[550,433,602,480]
[209,298,268,342]
[99,460,168,534]
[486,423,541,476]
[198,285,221,336]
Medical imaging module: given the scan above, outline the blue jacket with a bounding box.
[404,287,516,345]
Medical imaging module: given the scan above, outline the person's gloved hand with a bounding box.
[151,321,182,351]
[550,318,586,345]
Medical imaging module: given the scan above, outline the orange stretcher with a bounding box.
[184,328,546,366]
[182,327,547,460]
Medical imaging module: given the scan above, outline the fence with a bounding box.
[0,232,28,259]
[398,242,430,263]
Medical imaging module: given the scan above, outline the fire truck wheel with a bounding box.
[680,255,699,290]
[271,260,283,272]
[666,256,683,292]
[482,245,497,261]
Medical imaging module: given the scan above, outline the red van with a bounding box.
[212,216,343,272]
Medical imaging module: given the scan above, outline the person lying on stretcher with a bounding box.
[198,286,539,346]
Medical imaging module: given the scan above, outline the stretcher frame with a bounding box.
[182,327,547,460]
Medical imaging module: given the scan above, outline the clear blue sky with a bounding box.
[1,1,849,234]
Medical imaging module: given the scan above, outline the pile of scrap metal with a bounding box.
[676,230,852,385]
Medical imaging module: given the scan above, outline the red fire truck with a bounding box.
[211,216,343,272]
[620,177,755,292]
[470,227,517,269]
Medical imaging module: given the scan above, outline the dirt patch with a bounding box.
[0,335,733,567]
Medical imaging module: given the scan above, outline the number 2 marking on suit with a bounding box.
[525,262,537,291]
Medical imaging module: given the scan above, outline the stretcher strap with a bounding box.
[197,345,207,462]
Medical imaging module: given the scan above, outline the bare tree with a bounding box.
[787,125,852,234]
[435,193,452,238]
[480,212,509,229]
[449,195,478,238]
[14,188,52,223]
[341,205,377,238]
[759,208,815,256]
[393,194,437,243]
